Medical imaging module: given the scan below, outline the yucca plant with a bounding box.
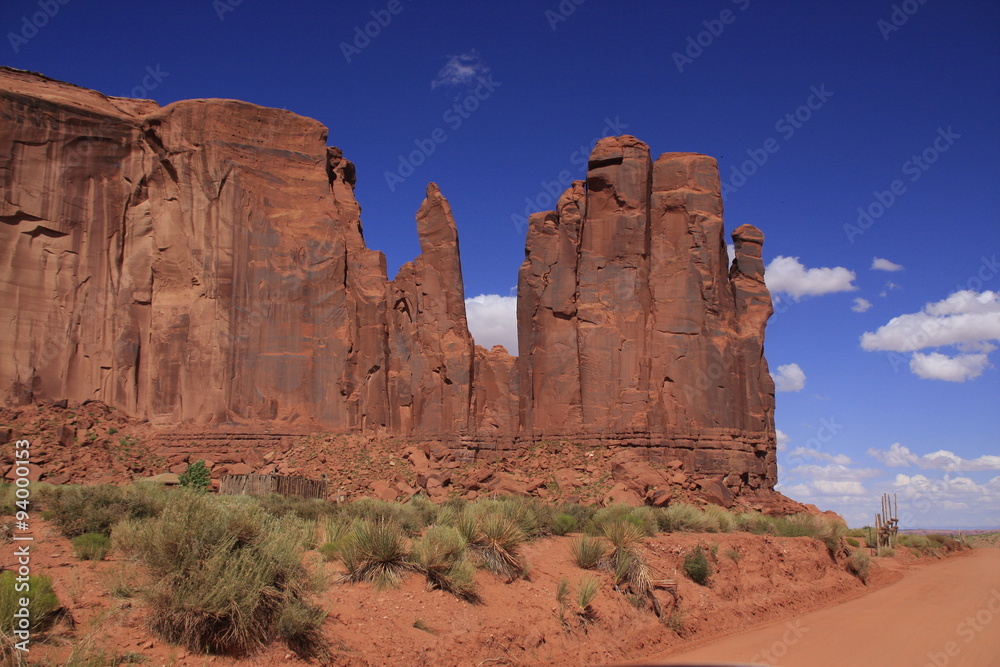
[339,519,414,589]
[471,513,527,582]
[410,525,479,602]
[576,575,600,622]
[555,577,570,625]
[570,535,608,570]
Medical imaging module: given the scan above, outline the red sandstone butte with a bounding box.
[0,69,776,494]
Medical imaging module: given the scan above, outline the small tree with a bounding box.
[179,460,210,492]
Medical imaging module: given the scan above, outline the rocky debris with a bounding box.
[517,141,777,490]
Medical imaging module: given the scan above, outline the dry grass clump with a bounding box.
[71,532,111,561]
[571,535,608,569]
[338,519,414,589]
[846,549,871,584]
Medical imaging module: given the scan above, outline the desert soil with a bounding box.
[651,547,1000,667]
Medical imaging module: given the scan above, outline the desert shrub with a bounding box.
[587,505,636,536]
[703,505,735,533]
[877,546,895,558]
[732,511,773,535]
[557,503,596,531]
[118,490,323,656]
[339,519,413,589]
[897,534,933,551]
[43,483,165,538]
[724,548,741,561]
[410,525,479,602]
[657,502,711,532]
[407,494,439,526]
[551,513,578,536]
[258,494,337,522]
[683,546,712,586]
[72,532,111,561]
[0,482,17,515]
[471,497,541,538]
[847,550,871,584]
[599,519,654,603]
[178,460,210,491]
[846,527,870,538]
[0,571,60,632]
[340,498,424,536]
[846,537,860,548]
[571,535,608,569]
[627,507,660,537]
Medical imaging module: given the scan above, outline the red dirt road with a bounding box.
[652,549,1000,667]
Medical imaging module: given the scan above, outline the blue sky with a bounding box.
[4,0,998,528]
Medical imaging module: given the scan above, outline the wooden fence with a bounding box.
[219,473,328,500]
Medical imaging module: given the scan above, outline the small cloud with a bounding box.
[764,256,857,300]
[872,257,904,272]
[868,442,1000,472]
[771,363,806,392]
[465,293,517,354]
[431,51,489,89]
[776,429,790,451]
[726,243,735,266]
[789,447,853,466]
[910,351,991,382]
[811,480,868,496]
[852,297,873,313]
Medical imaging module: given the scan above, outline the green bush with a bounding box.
[72,533,111,561]
[703,505,735,533]
[732,511,773,535]
[0,571,60,632]
[178,460,210,492]
[41,483,165,538]
[846,537,860,548]
[657,502,711,532]
[877,546,895,558]
[847,550,871,584]
[551,513,578,536]
[683,546,712,586]
[340,498,425,536]
[114,490,324,656]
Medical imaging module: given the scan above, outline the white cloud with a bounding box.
[465,293,518,354]
[909,351,991,382]
[776,429,790,452]
[786,463,880,481]
[771,363,806,392]
[788,447,853,466]
[872,257,904,272]
[431,51,489,89]
[868,442,1000,472]
[726,243,735,266]
[764,256,857,300]
[812,480,868,496]
[852,297,873,313]
[861,290,1000,353]
[860,290,1000,381]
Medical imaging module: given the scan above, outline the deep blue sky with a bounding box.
[3,0,998,527]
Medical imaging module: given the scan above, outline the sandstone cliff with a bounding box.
[1,68,775,492]
[517,140,776,490]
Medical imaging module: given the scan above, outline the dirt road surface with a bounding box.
[649,549,1000,667]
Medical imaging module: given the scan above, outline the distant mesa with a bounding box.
[0,67,776,497]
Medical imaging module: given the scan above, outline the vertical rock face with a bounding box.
[517,139,776,489]
[1,70,777,492]
[387,184,475,437]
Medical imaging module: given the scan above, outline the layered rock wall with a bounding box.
[1,69,775,490]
